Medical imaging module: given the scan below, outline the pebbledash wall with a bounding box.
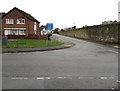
[59,23,120,44]
[2,8,40,35]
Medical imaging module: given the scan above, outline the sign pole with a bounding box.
[46,30,48,47]
[46,23,53,46]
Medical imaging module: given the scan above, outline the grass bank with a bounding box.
[2,39,64,48]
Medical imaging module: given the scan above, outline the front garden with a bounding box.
[1,39,64,48]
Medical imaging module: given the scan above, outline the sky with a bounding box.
[0,0,120,29]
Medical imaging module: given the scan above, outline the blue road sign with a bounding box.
[46,23,53,30]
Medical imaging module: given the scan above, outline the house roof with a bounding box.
[2,7,40,23]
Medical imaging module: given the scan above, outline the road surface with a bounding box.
[2,34,118,89]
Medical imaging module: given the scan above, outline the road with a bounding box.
[2,34,118,89]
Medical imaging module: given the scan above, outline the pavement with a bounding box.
[2,43,74,53]
[2,34,119,89]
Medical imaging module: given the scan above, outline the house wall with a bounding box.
[27,19,34,34]
[2,9,39,35]
[36,22,40,34]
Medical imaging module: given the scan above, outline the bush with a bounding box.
[4,35,48,40]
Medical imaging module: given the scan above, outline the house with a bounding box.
[2,7,40,36]
[38,25,53,36]
[38,25,46,35]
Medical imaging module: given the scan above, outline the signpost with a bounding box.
[46,23,53,46]
[46,23,53,30]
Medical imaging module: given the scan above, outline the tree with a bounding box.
[54,28,60,33]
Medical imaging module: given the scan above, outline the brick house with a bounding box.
[2,7,40,36]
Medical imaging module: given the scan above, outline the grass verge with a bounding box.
[1,39,64,48]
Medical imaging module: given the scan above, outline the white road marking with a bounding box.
[57,77,64,79]
[11,77,28,79]
[78,77,94,79]
[100,77,108,79]
[36,77,44,80]
[11,76,116,80]
[57,77,72,79]
[108,50,118,54]
[45,77,51,79]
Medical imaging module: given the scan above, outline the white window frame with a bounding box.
[6,19,14,24]
[4,28,26,35]
[17,19,25,24]
[5,30,10,35]
[19,30,26,35]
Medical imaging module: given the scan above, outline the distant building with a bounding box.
[38,25,53,35]
[38,25,46,35]
[2,7,40,35]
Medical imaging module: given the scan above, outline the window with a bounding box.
[19,30,26,35]
[5,30,10,35]
[4,28,26,35]
[6,19,14,24]
[11,29,19,35]
[17,19,25,24]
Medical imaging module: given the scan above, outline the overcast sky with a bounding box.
[0,0,120,29]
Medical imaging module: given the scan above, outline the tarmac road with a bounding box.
[2,34,118,89]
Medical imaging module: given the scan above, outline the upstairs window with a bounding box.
[6,19,14,24]
[17,19,25,24]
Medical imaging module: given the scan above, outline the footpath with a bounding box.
[2,43,74,53]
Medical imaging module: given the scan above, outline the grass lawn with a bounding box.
[2,39,64,48]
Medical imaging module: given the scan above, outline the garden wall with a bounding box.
[59,23,120,44]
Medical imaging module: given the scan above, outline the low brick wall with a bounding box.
[59,23,120,44]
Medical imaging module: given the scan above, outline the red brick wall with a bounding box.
[27,19,34,34]
[36,22,39,33]
[2,9,39,35]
